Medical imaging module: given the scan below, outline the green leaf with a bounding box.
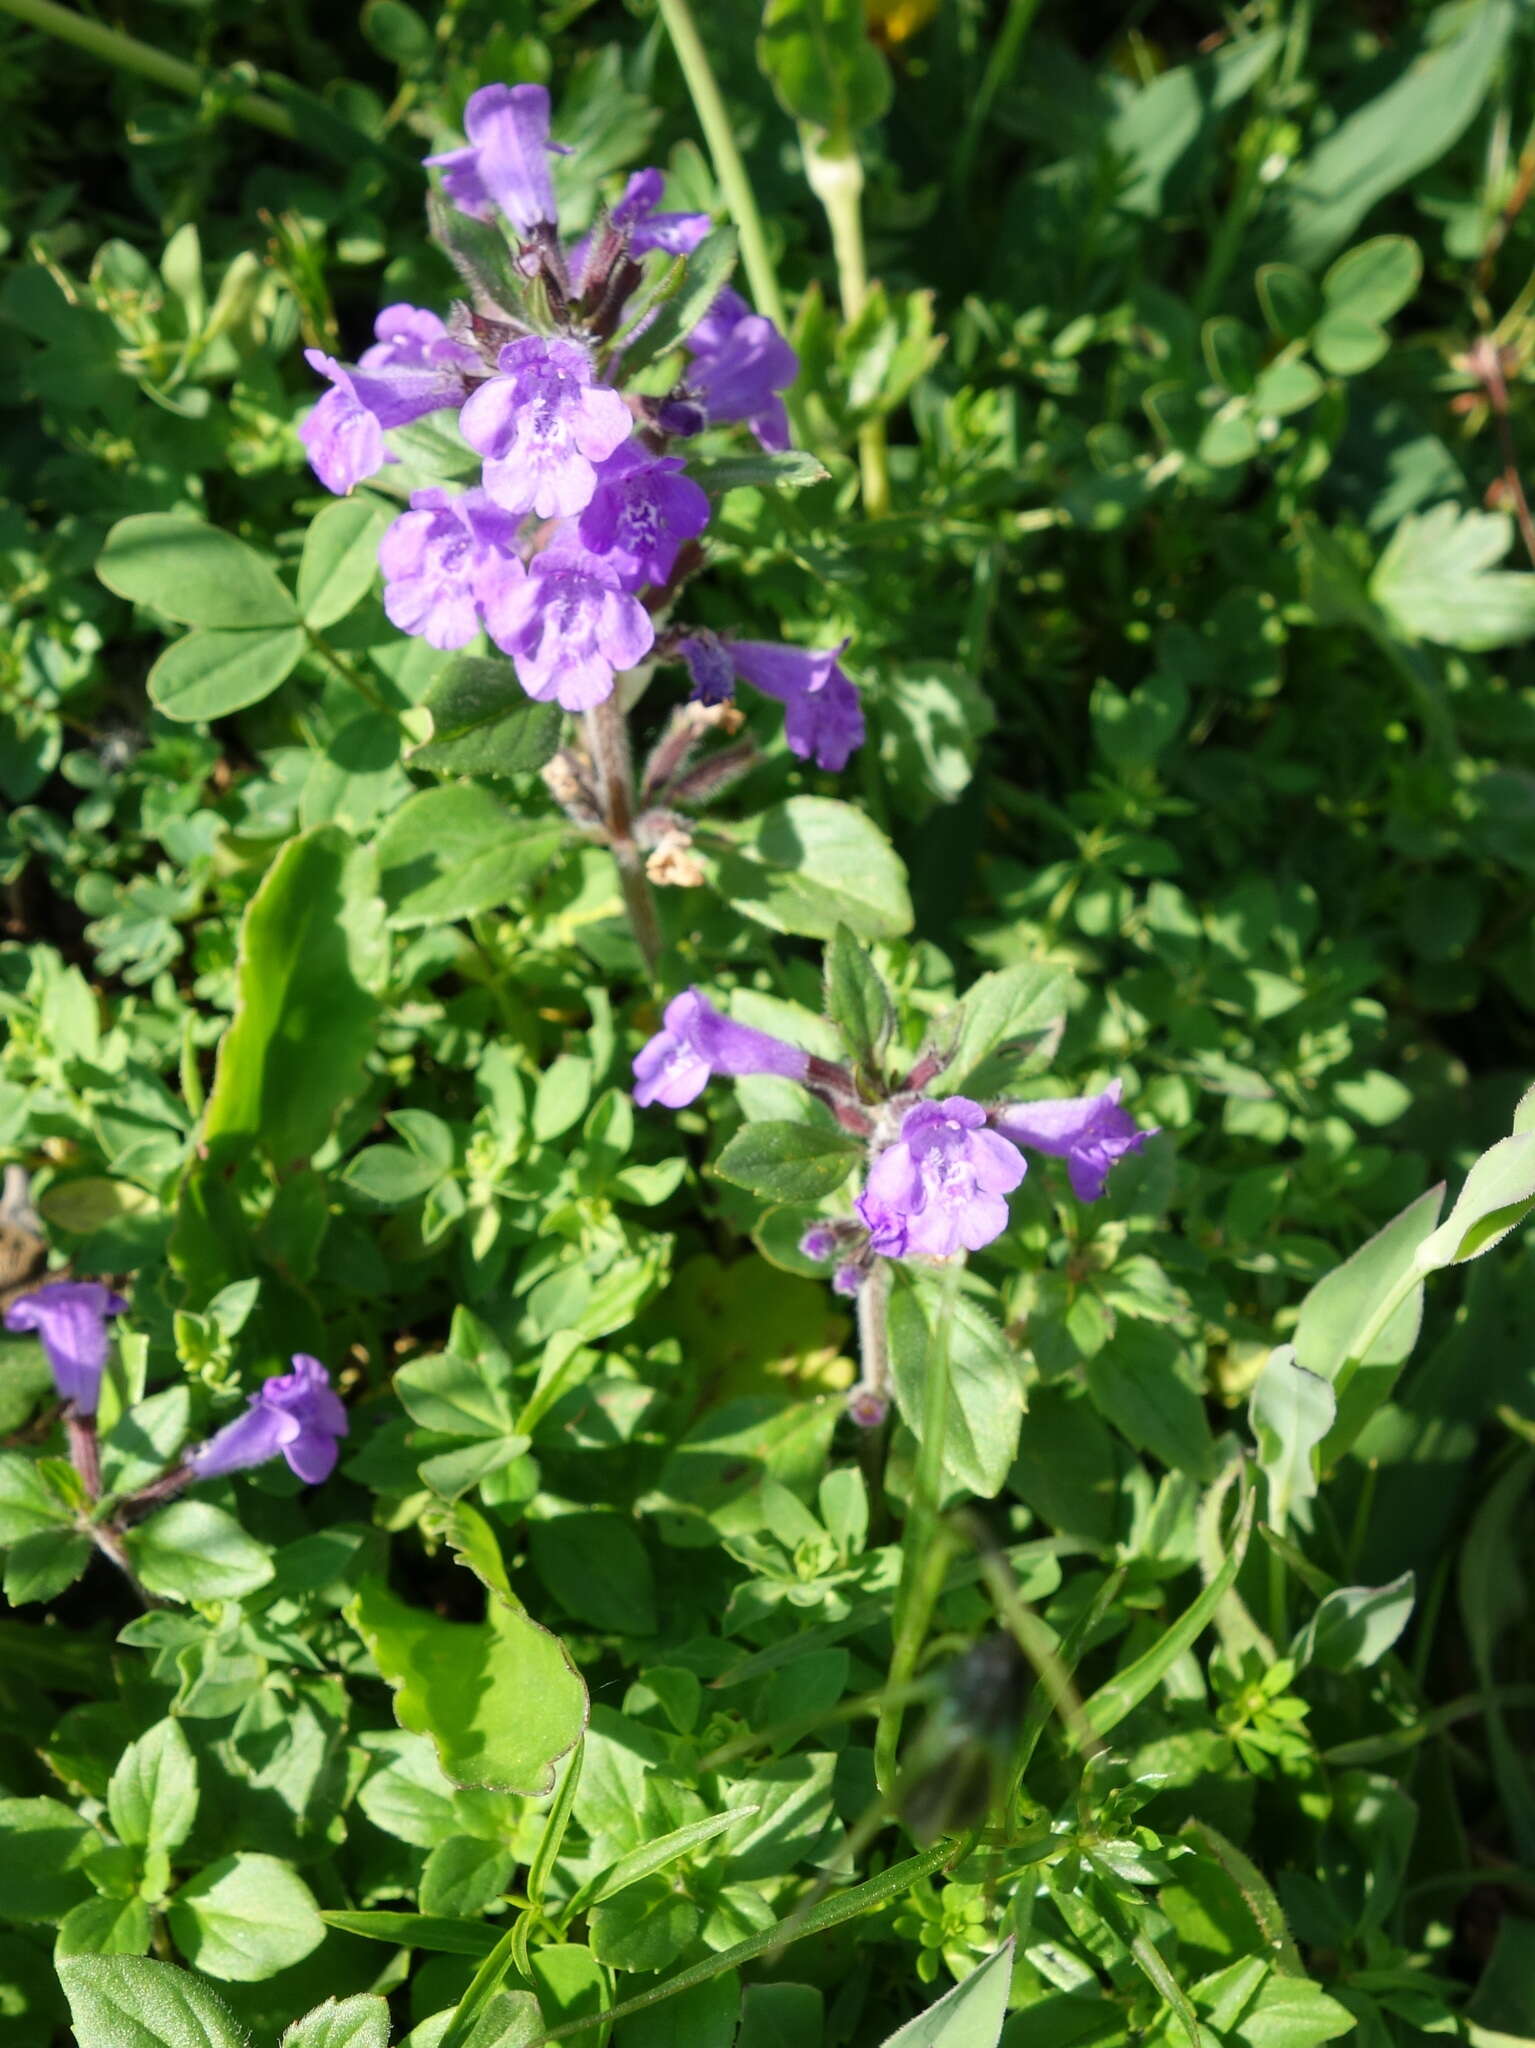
[1292,1571,1415,1671]
[878,1941,1014,2047]
[620,224,739,374]
[2,1525,90,1604]
[57,1956,247,2048]
[1254,263,1320,341]
[1321,235,1421,323]
[123,1501,274,1603]
[203,825,386,1165]
[0,1797,101,1921]
[566,1806,757,1919]
[939,962,1072,1096]
[147,625,307,722]
[107,1718,198,1854]
[686,451,830,493]
[56,1897,154,1958]
[342,1143,444,1206]
[714,1121,864,1203]
[1104,29,1280,217]
[283,1996,393,2048]
[298,495,390,629]
[377,785,567,928]
[706,797,912,941]
[888,1277,1024,1498]
[321,1911,499,1958]
[589,1873,700,1973]
[100,1386,193,1498]
[1312,310,1388,377]
[419,1837,514,1919]
[348,1574,587,1794]
[824,924,895,1073]
[1248,1346,1334,1535]
[97,514,297,629]
[1272,3,1512,266]
[1084,1322,1218,1481]
[166,1852,324,1981]
[758,0,891,134]
[528,1505,658,1634]
[0,1450,74,1544]
[1081,1471,1255,1738]
[1415,1130,1535,1269]
[409,659,564,778]
[395,1344,520,1441]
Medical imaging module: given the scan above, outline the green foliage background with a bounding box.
[1,0,1534,2043]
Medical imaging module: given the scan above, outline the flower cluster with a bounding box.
[630,986,1156,1291]
[4,1282,347,1497]
[298,80,862,760]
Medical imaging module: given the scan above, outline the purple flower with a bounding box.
[379,487,525,650]
[575,444,710,590]
[3,1280,126,1416]
[856,1098,1026,1259]
[833,1263,865,1298]
[800,1225,838,1262]
[186,1354,348,1486]
[611,169,712,256]
[300,306,477,496]
[425,83,566,234]
[675,289,798,452]
[461,338,633,520]
[485,547,653,711]
[726,638,866,772]
[992,1082,1156,1202]
[633,989,811,1108]
[676,629,736,706]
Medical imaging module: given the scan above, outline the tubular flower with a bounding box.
[633,989,812,1108]
[679,635,864,772]
[991,1081,1156,1201]
[485,548,654,711]
[186,1354,348,1486]
[673,288,799,451]
[379,488,525,650]
[856,1098,1026,1259]
[610,168,712,256]
[3,1280,126,1417]
[460,338,633,520]
[299,307,478,496]
[426,83,565,233]
[575,444,711,590]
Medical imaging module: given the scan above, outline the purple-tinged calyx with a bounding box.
[379,488,525,650]
[425,83,567,234]
[485,546,654,711]
[575,444,711,591]
[856,1097,1026,1259]
[299,305,478,496]
[185,1354,348,1486]
[460,337,633,520]
[3,1280,126,1417]
[991,1081,1156,1202]
[633,989,812,1108]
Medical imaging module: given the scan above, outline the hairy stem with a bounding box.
[64,1410,100,1500]
[851,1259,892,1423]
[0,0,298,140]
[802,131,891,517]
[584,694,663,981]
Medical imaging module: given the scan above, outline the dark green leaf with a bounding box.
[409,659,564,778]
[714,1121,863,1202]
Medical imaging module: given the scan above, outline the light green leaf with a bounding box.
[298,495,390,629]
[348,1574,587,1794]
[621,224,739,374]
[283,1995,393,2048]
[321,1911,499,1957]
[1249,1346,1334,1534]
[123,1501,274,1604]
[58,1955,248,2048]
[148,625,307,722]
[589,1873,700,1974]
[714,1121,864,1203]
[203,825,386,1165]
[107,1718,199,1853]
[1292,1572,1415,1672]
[1084,1321,1218,1481]
[824,924,895,1073]
[1105,29,1280,217]
[0,1451,74,1544]
[97,514,297,629]
[686,450,830,493]
[408,659,564,778]
[939,962,1073,1096]
[1372,503,1535,650]
[706,797,912,941]
[395,1344,520,1441]
[1415,1131,1535,1270]
[377,785,567,928]
[1322,235,1421,323]
[100,1386,193,1498]
[566,1806,756,1919]
[2,1526,91,1604]
[166,1852,324,1981]
[875,1933,1011,2048]
[758,0,891,134]
[55,1897,154,1959]
[888,1278,1024,1498]
[419,1837,514,1920]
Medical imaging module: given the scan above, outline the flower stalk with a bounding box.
[801,129,891,518]
[584,693,664,982]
